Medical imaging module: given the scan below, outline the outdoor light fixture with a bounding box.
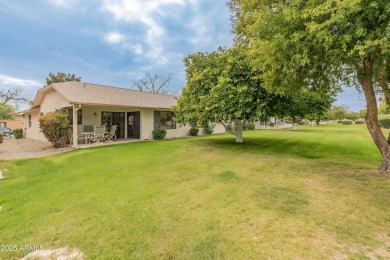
[94,112,97,117]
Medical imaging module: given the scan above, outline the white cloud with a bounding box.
[0,74,40,89]
[103,32,144,55]
[104,32,125,44]
[188,15,212,45]
[102,0,194,63]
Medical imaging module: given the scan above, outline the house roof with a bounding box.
[15,107,40,115]
[31,81,177,110]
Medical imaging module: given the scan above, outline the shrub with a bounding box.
[341,119,353,125]
[268,122,275,127]
[379,115,390,129]
[13,128,23,139]
[247,123,256,130]
[203,123,214,135]
[355,119,365,124]
[0,133,3,144]
[152,128,167,140]
[189,127,199,136]
[39,110,69,148]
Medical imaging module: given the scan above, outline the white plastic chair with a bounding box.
[91,126,106,143]
[105,125,117,141]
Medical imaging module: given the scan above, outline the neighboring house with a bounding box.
[0,115,23,130]
[17,81,225,146]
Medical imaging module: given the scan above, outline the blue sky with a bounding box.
[0,0,366,111]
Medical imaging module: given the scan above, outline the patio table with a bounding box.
[81,132,94,144]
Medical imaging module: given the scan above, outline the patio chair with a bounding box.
[105,125,117,141]
[91,126,106,143]
[67,128,85,145]
[83,125,94,133]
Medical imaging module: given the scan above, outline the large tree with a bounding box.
[132,72,175,95]
[45,72,81,87]
[281,88,336,129]
[0,103,15,120]
[174,48,279,143]
[306,90,336,125]
[328,105,350,121]
[229,0,390,174]
[0,87,29,105]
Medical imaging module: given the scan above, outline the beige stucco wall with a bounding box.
[212,124,226,134]
[165,123,226,139]
[23,89,71,141]
[76,106,226,140]
[165,125,192,139]
[23,110,45,141]
[140,109,154,140]
[0,118,23,130]
[40,89,70,113]
[74,106,155,140]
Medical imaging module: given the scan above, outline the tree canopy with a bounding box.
[45,72,81,87]
[0,103,15,120]
[229,0,390,174]
[328,105,350,121]
[281,88,336,128]
[174,46,336,141]
[174,48,280,143]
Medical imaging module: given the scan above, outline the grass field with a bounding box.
[0,124,389,259]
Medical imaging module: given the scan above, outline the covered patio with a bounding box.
[70,104,149,147]
[19,82,193,146]
[73,137,142,149]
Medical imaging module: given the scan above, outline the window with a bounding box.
[0,122,6,128]
[101,112,112,129]
[154,111,176,129]
[28,115,32,127]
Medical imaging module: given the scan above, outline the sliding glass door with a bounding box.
[127,112,140,139]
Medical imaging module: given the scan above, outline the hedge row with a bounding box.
[379,115,390,129]
[341,119,353,125]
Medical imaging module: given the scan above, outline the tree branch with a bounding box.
[220,120,236,136]
[133,72,173,94]
[354,62,364,85]
[0,87,29,105]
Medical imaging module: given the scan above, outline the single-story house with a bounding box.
[17,81,225,146]
[0,115,23,130]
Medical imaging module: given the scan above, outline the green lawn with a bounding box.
[0,124,389,259]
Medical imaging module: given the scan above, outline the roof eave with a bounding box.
[69,101,173,110]
[15,107,40,115]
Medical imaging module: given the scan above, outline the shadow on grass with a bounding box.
[199,137,321,158]
[197,133,378,162]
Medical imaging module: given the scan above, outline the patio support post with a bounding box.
[72,104,80,148]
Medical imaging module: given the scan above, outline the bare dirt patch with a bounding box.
[0,139,73,160]
[21,247,84,260]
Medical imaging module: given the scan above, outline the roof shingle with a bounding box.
[51,81,177,109]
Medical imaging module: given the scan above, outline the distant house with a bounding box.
[0,115,23,130]
[17,81,225,146]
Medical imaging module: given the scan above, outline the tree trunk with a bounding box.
[220,120,244,143]
[360,54,390,175]
[292,120,298,131]
[316,119,320,125]
[234,119,243,143]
